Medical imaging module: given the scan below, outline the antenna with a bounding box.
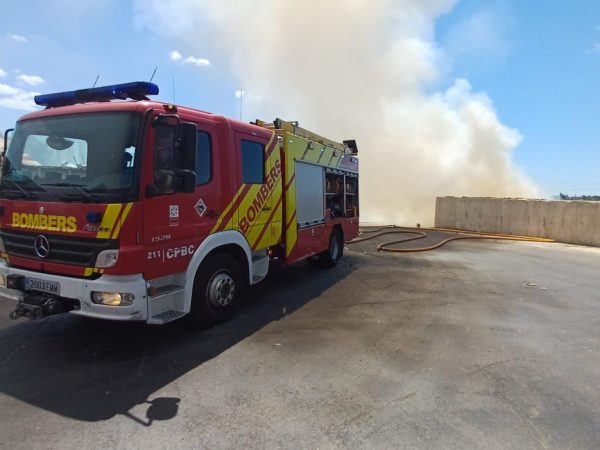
[172,77,176,103]
[149,66,158,83]
[92,75,100,88]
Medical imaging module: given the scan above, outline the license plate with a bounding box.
[25,278,60,295]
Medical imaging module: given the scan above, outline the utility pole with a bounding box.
[238,89,245,121]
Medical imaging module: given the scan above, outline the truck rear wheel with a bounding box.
[189,253,244,328]
[319,228,344,267]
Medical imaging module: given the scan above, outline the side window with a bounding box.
[241,140,264,184]
[196,131,211,185]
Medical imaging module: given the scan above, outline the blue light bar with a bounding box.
[34,81,160,107]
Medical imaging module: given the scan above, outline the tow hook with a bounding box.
[9,294,72,320]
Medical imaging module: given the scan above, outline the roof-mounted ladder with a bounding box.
[254,118,357,154]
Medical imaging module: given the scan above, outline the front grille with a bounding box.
[0,229,117,267]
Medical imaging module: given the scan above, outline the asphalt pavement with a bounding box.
[0,232,598,449]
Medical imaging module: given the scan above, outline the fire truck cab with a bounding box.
[0,82,359,326]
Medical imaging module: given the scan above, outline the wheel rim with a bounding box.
[206,272,236,308]
[331,234,340,260]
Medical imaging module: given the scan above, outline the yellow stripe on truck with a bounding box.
[232,139,282,248]
[253,198,283,250]
[284,178,298,257]
[210,186,245,234]
[110,202,133,239]
[210,133,277,235]
[96,204,123,239]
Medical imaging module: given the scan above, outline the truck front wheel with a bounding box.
[189,253,244,327]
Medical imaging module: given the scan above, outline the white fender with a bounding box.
[182,230,253,313]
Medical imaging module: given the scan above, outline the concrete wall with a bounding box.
[435,197,600,247]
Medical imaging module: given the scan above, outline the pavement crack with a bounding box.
[466,359,511,376]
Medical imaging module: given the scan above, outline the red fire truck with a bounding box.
[0,82,359,326]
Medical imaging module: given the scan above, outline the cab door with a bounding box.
[233,130,282,251]
[187,124,228,239]
[142,120,228,279]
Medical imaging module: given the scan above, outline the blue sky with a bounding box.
[0,0,598,196]
[436,0,600,196]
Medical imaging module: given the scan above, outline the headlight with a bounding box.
[0,274,6,287]
[95,250,119,268]
[91,291,135,306]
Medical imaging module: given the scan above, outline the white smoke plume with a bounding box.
[134,0,539,225]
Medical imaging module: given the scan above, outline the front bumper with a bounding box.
[0,260,148,321]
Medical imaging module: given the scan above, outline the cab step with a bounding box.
[251,250,269,284]
[147,284,186,324]
[148,309,185,325]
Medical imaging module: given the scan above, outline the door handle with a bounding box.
[262,206,272,211]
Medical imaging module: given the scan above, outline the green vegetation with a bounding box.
[559,193,600,201]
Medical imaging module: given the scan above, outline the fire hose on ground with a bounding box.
[347,225,555,253]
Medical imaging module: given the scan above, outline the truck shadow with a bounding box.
[0,256,359,423]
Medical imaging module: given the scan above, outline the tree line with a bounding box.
[559,193,600,201]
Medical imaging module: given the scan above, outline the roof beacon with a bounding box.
[34,81,160,108]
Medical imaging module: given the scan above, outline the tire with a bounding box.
[319,228,344,267]
[189,253,244,328]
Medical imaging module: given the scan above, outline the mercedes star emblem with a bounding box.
[34,235,50,258]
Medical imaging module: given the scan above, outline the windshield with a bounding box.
[1,112,141,202]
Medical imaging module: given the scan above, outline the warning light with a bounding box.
[34,81,160,108]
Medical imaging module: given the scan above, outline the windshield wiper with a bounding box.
[2,171,46,193]
[18,174,46,192]
[53,183,101,202]
[0,178,37,199]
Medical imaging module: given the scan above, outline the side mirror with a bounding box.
[176,169,196,193]
[4,129,14,155]
[145,184,159,198]
[178,122,197,171]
